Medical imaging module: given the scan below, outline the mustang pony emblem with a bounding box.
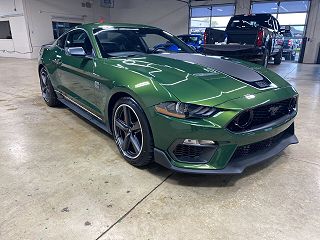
[268,106,281,116]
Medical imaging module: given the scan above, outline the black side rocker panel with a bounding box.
[58,97,112,134]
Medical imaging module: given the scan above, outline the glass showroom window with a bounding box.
[190,4,235,34]
[0,21,12,39]
[251,1,310,61]
[52,21,81,39]
[251,1,310,37]
[251,2,278,14]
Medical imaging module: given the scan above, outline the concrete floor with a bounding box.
[0,58,319,240]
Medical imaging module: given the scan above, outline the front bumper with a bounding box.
[146,87,298,174]
[154,124,298,174]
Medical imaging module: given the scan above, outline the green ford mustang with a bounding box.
[38,22,298,174]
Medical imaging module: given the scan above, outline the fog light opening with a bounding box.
[183,139,216,146]
[234,109,254,129]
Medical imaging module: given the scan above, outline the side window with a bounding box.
[65,29,93,55]
[56,34,67,49]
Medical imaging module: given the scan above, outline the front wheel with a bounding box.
[112,97,154,167]
[39,67,60,107]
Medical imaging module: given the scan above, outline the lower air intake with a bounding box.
[171,143,217,164]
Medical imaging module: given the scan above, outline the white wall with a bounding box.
[0,0,32,58]
[235,0,250,15]
[24,0,111,58]
[109,0,189,35]
[0,0,111,58]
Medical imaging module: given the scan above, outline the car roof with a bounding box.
[79,22,159,31]
[235,13,273,17]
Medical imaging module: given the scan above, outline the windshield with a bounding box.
[228,15,274,29]
[178,35,200,44]
[282,31,293,37]
[93,27,194,58]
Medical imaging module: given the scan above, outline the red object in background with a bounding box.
[98,17,105,23]
[256,30,263,47]
[288,39,293,47]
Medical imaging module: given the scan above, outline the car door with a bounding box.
[46,33,65,91]
[58,29,100,116]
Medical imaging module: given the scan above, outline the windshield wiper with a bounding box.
[126,53,142,57]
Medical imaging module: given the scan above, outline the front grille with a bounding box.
[171,144,217,163]
[231,131,285,160]
[227,98,296,132]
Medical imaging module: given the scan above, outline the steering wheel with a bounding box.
[152,45,168,53]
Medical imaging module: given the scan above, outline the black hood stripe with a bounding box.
[158,53,264,83]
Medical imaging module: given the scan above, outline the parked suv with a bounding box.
[280,27,297,61]
[204,14,284,67]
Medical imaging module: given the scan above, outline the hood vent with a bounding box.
[231,73,271,89]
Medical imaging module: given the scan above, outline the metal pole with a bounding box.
[188,0,191,34]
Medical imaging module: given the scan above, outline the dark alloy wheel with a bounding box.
[40,67,51,103]
[39,67,59,107]
[112,97,154,167]
[113,104,143,159]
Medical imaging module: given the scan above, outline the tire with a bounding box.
[259,49,269,67]
[112,97,154,167]
[39,66,60,107]
[274,50,282,65]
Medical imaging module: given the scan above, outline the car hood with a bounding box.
[110,53,291,106]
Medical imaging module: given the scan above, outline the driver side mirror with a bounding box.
[66,47,86,57]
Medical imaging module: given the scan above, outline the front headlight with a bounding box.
[155,102,218,119]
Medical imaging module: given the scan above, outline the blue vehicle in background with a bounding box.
[178,34,204,52]
[155,34,204,53]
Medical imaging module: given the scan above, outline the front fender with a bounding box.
[95,59,179,122]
